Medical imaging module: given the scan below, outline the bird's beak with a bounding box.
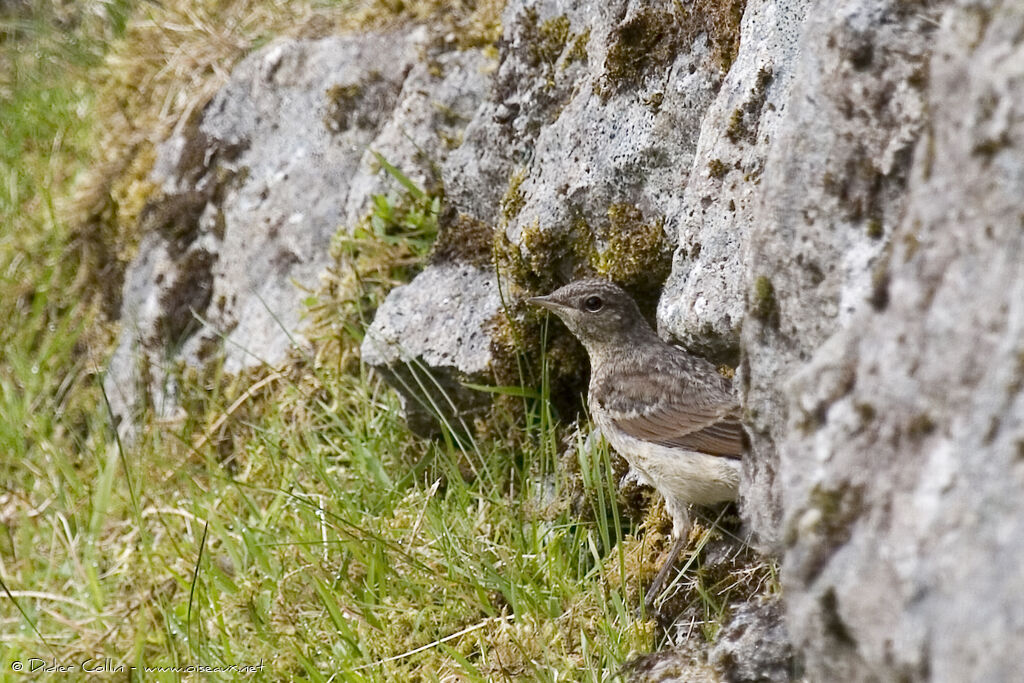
[527,295,568,312]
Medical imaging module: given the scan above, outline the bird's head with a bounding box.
[527,279,655,351]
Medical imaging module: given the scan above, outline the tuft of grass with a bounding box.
[305,150,441,372]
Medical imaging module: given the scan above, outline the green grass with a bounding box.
[4,319,656,679]
[0,2,775,679]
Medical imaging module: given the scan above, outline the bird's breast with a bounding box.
[589,395,740,506]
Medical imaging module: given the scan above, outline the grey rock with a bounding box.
[342,48,493,228]
[770,2,1024,679]
[443,0,720,270]
[104,231,183,423]
[361,263,502,436]
[647,0,1024,678]
[624,645,718,683]
[106,31,422,427]
[710,596,799,683]
[658,0,811,365]
[740,0,935,547]
[624,587,799,683]
[104,30,491,430]
[654,0,815,547]
[442,0,592,227]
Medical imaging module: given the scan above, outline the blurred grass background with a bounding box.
[0,1,773,679]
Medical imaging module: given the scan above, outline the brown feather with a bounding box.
[608,410,744,459]
[591,350,745,460]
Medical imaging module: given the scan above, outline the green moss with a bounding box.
[439,129,464,150]
[491,229,530,291]
[808,487,843,525]
[500,168,528,224]
[642,91,664,112]
[565,27,591,65]
[726,66,773,145]
[494,201,670,314]
[744,66,773,120]
[855,402,876,423]
[726,107,746,143]
[973,136,1008,159]
[801,484,864,560]
[902,231,921,261]
[695,0,748,73]
[1008,350,1024,396]
[907,413,936,440]
[751,275,778,326]
[155,248,216,346]
[430,211,494,268]
[324,71,392,132]
[522,220,572,275]
[487,216,595,414]
[596,8,677,100]
[597,203,672,292]
[866,218,884,239]
[323,83,363,132]
[754,64,773,93]
[868,244,892,312]
[596,1,748,99]
[493,216,584,300]
[708,158,729,179]
[531,14,571,64]
[869,269,890,311]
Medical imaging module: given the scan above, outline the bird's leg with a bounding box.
[645,533,686,610]
[645,501,692,611]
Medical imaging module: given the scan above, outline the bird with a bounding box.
[528,278,744,606]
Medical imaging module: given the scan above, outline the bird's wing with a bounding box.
[594,354,746,459]
[612,410,746,457]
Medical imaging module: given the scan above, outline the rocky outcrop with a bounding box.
[106,0,1024,679]
[710,595,796,682]
[361,0,744,434]
[361,263,502,436]
[658,0,810,365]
[655,0,816,540]
[103,29,490,428]
[662,0,1024,678]
[739,0,935,547]
[758,2,1024,679]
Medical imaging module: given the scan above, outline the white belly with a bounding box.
[593,411,741,534]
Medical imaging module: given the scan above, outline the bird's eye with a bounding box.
[583,296,603,312]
